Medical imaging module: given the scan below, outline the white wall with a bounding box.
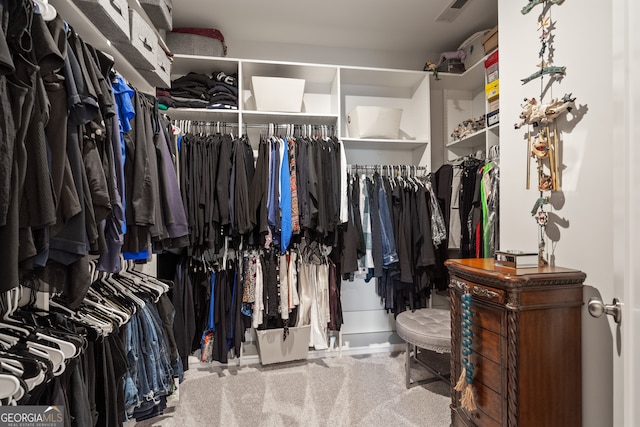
[499,1,615,426]
[227,39,433,71]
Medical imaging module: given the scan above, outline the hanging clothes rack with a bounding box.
[348,164,429,177]
[247,123,337,138]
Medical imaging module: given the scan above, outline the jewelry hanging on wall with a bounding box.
[515,0,577,265]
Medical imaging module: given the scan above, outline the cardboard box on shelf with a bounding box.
[484,50,499,68]
[486,64,499,83]
[485,79,499,101]
[487,109,499,126]
[482,25,498,54]
[488,98,500,113]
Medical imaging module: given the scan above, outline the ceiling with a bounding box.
[172,0,498,63]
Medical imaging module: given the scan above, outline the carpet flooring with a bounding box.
[130,351,452,427]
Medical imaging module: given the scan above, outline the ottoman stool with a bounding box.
[396,308,451,388]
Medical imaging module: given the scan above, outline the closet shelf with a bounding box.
[171,54,239,76]
[447,128,488,149]
[169,54,431,167]
[430,48,496,91]
[342,138,429,151]
[242,111,338,125]
[447,123,499,150]
[165,108,239,121]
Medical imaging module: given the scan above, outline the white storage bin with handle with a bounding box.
[251,76,306,112]
[347,106,403,139]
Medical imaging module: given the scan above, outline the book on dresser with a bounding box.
[494,250,539,268]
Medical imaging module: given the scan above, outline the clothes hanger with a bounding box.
[34,332,77,360]
[0,289,35,338]
[48,299,106,337]
[0,353,45,391]
[0,373,21,402]
[124,260,169,295]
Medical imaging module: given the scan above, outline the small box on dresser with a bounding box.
[446,258,585,427]
[71,0,130,43]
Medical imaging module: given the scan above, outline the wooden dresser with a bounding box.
[445,258,586,427]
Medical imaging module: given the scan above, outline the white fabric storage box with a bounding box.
[139,48,171,88]
[459,29,491,69]
[346,106,403,139]
[255,325,310,365]
[140,0,173,30]
[71,0,130,43]
[166,32,225,56]
[251,76,305,112]
[114,9,158,71]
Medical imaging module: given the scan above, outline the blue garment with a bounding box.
[130,315,152,402]
[112,75,135,235]
[145,302,174,395]
[208,273,216,331]
[124,300,175,419]
[96,89,126,273]
[123,318,141,416]
[123,250,150,261]
[279,137,292,253]
[267,138,281,247]
[227,270,236,351]
[377,176,399,266]
[267,138,278,229]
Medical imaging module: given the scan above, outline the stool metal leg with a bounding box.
[405,342,411,388]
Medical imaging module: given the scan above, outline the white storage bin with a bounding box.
[251,76,305,112]
[255,325,310,365]
[459,29,491,69]
[72,0,130,43]
[346,106,403,139]
[114,9,158,71]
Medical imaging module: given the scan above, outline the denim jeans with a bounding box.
[144,302,173,395]
[123,317,142,416]
[377,177,399,266]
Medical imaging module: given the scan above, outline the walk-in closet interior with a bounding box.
[4,0,632,426]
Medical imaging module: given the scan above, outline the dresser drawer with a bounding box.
[456,379,502,427]
[470,324,501,364]
[471,301,503,336]
[471,352,502,395]
[450,277,505,305]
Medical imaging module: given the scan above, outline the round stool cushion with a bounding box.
[396,308,451,354]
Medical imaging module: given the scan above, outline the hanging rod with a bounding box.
[348,164,429,170]
[348,164,430,176]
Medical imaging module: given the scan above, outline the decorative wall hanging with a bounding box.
[515,0,576,264]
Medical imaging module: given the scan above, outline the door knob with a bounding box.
[588,297,622,324]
